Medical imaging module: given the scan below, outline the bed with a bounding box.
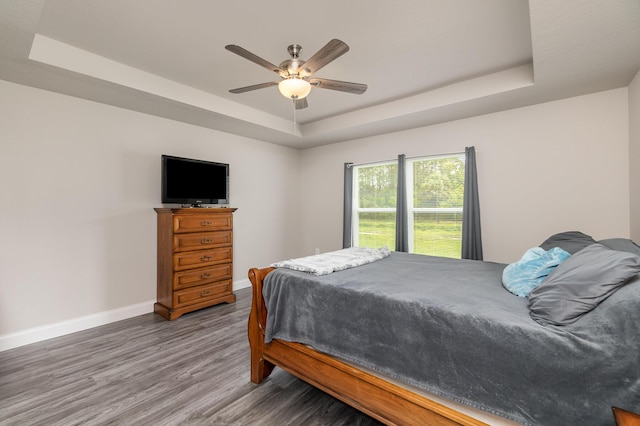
[247,234,640,425]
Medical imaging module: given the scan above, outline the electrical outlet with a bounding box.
[315,248,320,255]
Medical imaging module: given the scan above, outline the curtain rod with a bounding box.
[346,149,468,168]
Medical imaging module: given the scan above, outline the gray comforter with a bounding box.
[263,252,640,425]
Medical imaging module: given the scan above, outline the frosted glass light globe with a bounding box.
[278,78,311,100]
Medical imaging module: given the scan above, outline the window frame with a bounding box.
[351,153,465,257]
[405,153,464,255]
[351,160,397,248]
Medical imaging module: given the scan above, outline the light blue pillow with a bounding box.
[502,247,571,297]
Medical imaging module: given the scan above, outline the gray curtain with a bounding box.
[343,162,353,248]
[395,154,409,252]
[461,146,483,260]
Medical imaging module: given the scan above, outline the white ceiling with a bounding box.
[1,0,639,148]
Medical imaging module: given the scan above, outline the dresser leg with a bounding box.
[154,303,180,320]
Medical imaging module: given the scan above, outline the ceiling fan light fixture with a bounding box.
[227,40,366,110]
[278,78,311,100]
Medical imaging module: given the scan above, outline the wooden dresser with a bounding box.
[154,208,237,320]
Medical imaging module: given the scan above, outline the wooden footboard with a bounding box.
[247,267,492,426]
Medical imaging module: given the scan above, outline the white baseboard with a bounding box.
[233,278,250,290]
[1,281,252,353]
[0,300,155,352]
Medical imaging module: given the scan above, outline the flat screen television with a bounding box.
[161,155,229,207]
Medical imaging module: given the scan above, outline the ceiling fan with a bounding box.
[225,39,367,110]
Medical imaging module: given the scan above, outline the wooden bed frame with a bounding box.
[248,267,493,426]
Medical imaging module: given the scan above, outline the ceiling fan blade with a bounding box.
[225,45,288,77]
[303,39,349,74]
[229,81,278,94]
[309,78,367,94]
[294,98,308,110]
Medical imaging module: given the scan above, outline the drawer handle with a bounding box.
[200,255,212,262]
[200,220,212,226]
[200,290,211,297]
[200,272,212,279]
[200,238,212,244]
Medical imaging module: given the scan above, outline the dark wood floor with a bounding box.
[0,288,381,425]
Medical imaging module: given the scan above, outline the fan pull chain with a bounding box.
[293,98,297,130]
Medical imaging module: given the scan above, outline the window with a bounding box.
[407,154,465,258]
[352,154,465,258]
[352,161,397,250]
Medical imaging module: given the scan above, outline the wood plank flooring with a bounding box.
[0,288,382,425]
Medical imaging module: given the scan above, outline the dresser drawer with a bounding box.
[173,231,232,252]
[173,214,232,233]
[173,247,232,271]
[173,280,233,308]
[173,264,233,290]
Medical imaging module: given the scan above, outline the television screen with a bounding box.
[162,155,229,206]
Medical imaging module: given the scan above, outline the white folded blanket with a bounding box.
[271,246,391,275]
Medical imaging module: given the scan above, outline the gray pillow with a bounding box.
[528,243,640,326]
[539,231,596,254]
[597,238,640,256]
